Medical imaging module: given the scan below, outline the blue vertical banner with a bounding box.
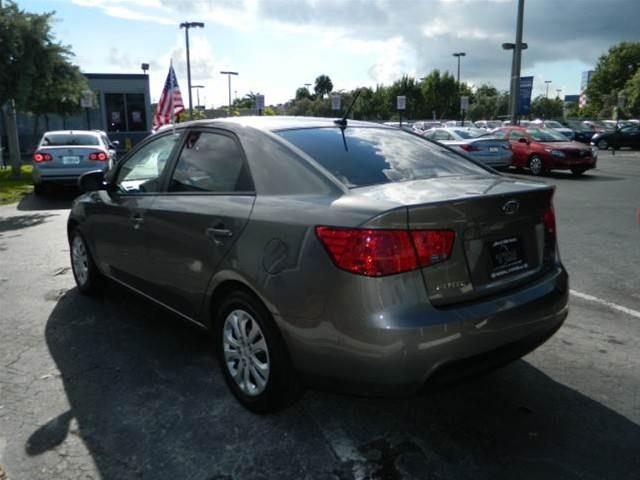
[518,76,534,115]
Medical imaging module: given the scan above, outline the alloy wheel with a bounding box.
[598,139,608,150]
[529,156,543,176]
[222,309,270,396]
[71,235,89,286]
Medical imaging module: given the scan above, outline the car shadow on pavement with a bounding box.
[32,284,640,480]
[17,189,79,211]
[0,212,58,234]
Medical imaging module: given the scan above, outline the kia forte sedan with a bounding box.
[68,117,569,413]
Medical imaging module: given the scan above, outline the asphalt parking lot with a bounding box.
[1,151,639,480]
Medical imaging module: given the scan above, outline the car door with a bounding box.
[87,131,182,293]
[508,130,529,167]
[139,128,256,320]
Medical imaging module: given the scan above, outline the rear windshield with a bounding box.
[42,134,100,146]
[276,127,489,188]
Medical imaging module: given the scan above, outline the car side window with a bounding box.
[433,130,451,141]
[115,134,178,193]
[509,131,524,142]
[492,130,507,140]
[168,131,252,193]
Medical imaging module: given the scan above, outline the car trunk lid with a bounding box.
[356,175,555,306]
[35,146,106,169]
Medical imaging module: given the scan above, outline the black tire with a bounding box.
[597,139,608,150]
[69,229,102,295]
[33,183,45,195]
[571,168,586,176]
[528,155,545,176]
[213,289,302,414]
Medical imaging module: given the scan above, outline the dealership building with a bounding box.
[10,73,152,154]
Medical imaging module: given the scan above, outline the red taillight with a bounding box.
[89,152,108,161]
[410,230,455,267]
[315,226,454,277]
[460,144,480,152]
[33,152,52,162]
[543,205,556,235]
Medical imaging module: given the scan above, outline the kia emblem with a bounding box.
[502,199,519,215]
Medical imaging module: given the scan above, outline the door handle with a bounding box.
[206,227,233,238]
[131,213,144,230]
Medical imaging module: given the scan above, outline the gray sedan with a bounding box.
[68,117,568,413]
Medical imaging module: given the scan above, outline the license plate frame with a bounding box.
[489,236,528,279]
[62,156,80,165]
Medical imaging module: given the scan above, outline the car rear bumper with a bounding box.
[33,165,108,185]
[283,265,568,396]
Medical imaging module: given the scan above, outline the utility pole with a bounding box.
[545,80,552,99]
[220,71,238,116]
[180,21,205,119]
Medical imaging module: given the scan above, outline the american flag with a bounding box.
[152,63,185,129]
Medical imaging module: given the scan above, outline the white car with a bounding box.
[530,119,574,140]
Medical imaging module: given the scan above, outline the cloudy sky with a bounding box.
[21,0,640,108]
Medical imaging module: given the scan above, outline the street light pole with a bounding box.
[220,71,238,116]
[180,21,205,120]
[191,85,204,110]
[502,0,527,125]
[545,80,552,99]
[453,52,466,122]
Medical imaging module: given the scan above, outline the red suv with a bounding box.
[495,126,597,176]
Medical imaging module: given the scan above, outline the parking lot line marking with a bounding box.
[570,290,640,319]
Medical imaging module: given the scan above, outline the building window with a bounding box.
[106,94,125,132]
[126,94,147,132]
[105,93,147,132]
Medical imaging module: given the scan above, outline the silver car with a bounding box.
[32,130,117,194]
[422,127,513,169]
[68,117,568,413]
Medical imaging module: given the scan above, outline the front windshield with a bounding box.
[453,128,486,139]
[544,121,563,128]
[526,128,569,142]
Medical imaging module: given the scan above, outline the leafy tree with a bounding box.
[530,95,564,119]
[622,69,640,117]
[314,75,333,98]
[585,42,640,116]
[419,70,459,120]
[295,87,312,101]
[0,1,87,177]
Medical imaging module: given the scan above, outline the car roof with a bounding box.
[169,116,393,133]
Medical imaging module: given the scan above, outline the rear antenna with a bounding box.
[334,90,361,128]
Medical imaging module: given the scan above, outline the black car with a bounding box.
[591,125,640,150]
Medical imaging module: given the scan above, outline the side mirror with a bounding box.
[518,137,529,144]
[110,140,120,148]
[78,170,106,192]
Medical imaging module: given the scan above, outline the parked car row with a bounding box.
[420,125,597,176]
